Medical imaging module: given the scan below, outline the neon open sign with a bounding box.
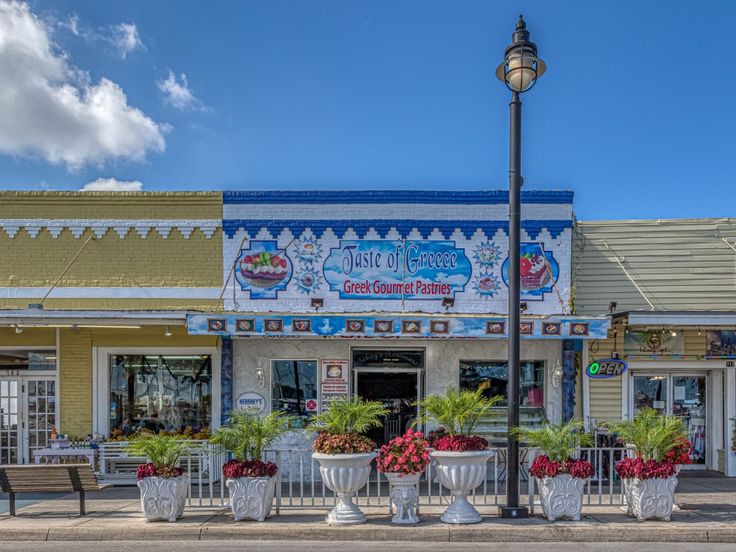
[586,359,628,378]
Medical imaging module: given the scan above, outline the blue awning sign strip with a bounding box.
[187,314,609,340]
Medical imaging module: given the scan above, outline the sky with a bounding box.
[0,0,734,220]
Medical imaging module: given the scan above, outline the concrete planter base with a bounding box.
[226,475,277,521]
[431,450,493,524]
[137,474,189,522]
[536,474,585,521]
[384,472,421,524]
[624,476,678,521]
[313,452,376,525]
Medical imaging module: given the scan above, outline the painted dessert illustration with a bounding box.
[240,251,289,288]
[477,275,497,291]
[520,251,552,290]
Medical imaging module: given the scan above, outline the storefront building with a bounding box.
[574,218,736,476]
[190,191,608,448]
[0,192,222,463]
[0,189,609,466]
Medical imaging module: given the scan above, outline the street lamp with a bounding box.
[496,15,545,519]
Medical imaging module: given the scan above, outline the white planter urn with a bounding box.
[313,452,376,525]
[137,474,189,522]
[431,450,493,524]
[226,475,277,521]
[384,472,421,524]
[536,474,585,521]
[624,475,678,521]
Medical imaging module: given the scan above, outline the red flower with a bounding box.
[529,455,594,480]
[376,430,431,475]
[431,434,488,452]
[222,459,278,479]
[615,457,677,480]
[136,462,184,480]
[312,432,376,454]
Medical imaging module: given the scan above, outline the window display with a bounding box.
[459,360,545,407]
[109,355,212,435]
[271,360,317,426]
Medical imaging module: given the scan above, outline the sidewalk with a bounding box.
[2,473,736,543]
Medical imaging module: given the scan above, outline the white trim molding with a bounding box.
[0,219,220,239]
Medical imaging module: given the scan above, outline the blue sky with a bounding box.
[0,1,734,220]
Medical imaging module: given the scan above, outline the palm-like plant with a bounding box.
[511,419,593,464]
[306,398,387,435]
[127,432,191,470]
[415,387,502,436]
[211,410,292,461]
[606,407,687,461]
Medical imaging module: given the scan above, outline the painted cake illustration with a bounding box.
[520,252,552,290]
[240,252,288,288]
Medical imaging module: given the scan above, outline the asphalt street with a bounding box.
[0,542,733,552]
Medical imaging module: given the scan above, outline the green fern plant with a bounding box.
[606,407,687,461]
[511,419,593,463]
[127,432,191,469]
[210,410,292,461]
[415,387,502,436]
[306,398,387,435]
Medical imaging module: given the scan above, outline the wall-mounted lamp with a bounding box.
[519,302,528,313]
[164,325,172,337]
[311,297,324,310]
[14,324,23,334]
[255,359,266,389]
[670,329,678,337]
[442,297,455,309]
[552,360,563,388]
[608,301,617,313]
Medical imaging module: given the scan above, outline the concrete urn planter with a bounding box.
[430,450,493,524]
[623,475,678,521]
[137,474,189,522]
[536,474,586,521]
[384,472,421,524]
[312,452,376,525]
[226,475,277,522]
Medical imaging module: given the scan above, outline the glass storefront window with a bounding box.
[271,360,317,426]
[0,350,56,371]
[459,360,545,407]
[109,355,212,435]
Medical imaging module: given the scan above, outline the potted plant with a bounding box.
[608,408,692,521]
[128,432,191,522]
[210,410,291,521]
[307,398,388,525]
[511,419,594,521]
[416,387,500,524]
[376,428,431,524]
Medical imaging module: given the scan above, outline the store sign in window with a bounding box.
[586,359,627,379]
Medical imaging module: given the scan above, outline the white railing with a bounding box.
[99,443,627,512]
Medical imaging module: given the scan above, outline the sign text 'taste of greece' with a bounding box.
[323,240,472,300]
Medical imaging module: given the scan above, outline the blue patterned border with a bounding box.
[222,219,572,240]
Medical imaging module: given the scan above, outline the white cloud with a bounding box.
[58,14,79,36]
[157,70,201,111]
[109,22,143,58]
[80,177,143,192]
[0,1,166,170]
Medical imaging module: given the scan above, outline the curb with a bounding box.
[2,520,736,543]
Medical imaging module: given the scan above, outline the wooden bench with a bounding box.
[0,464,110,516]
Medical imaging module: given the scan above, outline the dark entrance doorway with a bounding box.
[352,349,424,446]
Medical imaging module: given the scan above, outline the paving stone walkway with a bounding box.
[1,473,735,543]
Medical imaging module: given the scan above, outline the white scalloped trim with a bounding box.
[0,219,221,239]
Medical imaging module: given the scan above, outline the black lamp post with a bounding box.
[496,15,545,519]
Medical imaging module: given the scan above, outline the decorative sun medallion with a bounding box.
[473,241,502,269]
[294,267,322,295]
[293,236,323,265]
[472,270,501,299]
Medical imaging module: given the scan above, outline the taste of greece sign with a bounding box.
[323,240,472,300]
